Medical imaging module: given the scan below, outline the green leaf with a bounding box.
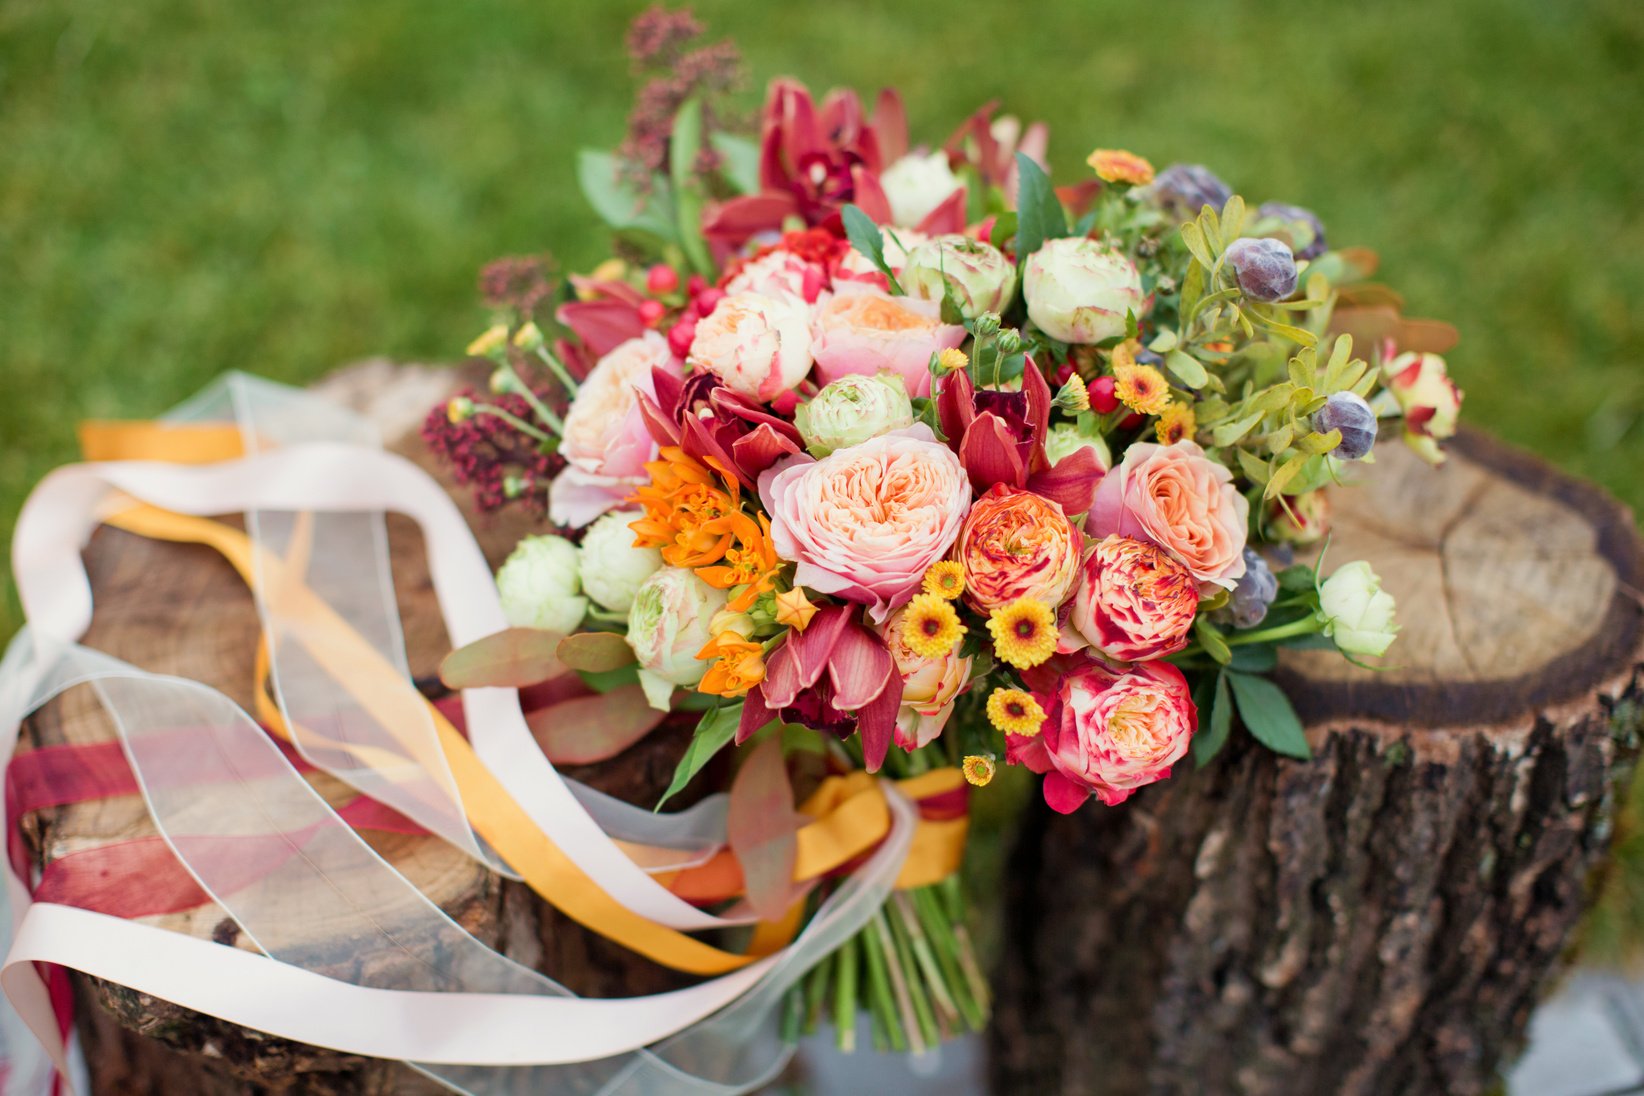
[576,150,678,243]
[1227,671,1311,758]
[1235,447,1272,485]
[1196,616,1232,665]
[1178,222,1216,271]
[1228,644,1279,673]
[657,704,746,810]
[1013,152,1067,267]
[1165,349,1208,389]
[1211,409,1266,447]
[578,663,641,693]
[841,204,903,294]
[669,97,713,277]
[1263,452,1311,499]
[1193,670,1233,767]
[440,627,565,690]
[1276,564,1318,592]
[556,631,636,673]
[1179,258,1206,318]
[710,132,760,194]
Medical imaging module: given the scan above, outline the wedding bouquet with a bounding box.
[421,7,1463,1055]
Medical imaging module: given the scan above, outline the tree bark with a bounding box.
[991,428,1644,1096]
[14,362,704,1094]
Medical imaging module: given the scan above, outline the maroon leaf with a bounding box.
[556,631,637,673]
[526,686,667,766]
[727,737,800,923]
[439,628,566,691]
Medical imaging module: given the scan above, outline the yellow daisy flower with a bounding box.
[1155,401,1198,445]
[901,593,966,658]
[962,754,998,787]
[1113,361,1172,417]
[986,597,1059,669]
[1086,148,1156,186]
[934,347,970,375]
[986,688,1046,737]
[922,561,965,601]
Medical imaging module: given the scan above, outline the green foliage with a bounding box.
[657,702,746,810]
[841,204,903,293]
[1010,151,1067,269]
[1226,670,1311,759]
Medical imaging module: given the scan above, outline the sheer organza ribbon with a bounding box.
[0,373,959,1095]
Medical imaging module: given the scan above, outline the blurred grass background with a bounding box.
[2,0,1642,948]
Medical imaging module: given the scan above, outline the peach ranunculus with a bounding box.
[809,283,965,399]
[687,291,815,403]
[759,424,971,623]
[1088,440,1248,590]
[1064,535,1198,662]
[955,483,1082,615]
[882,605,974,749]
[1009,660,1196,812]
[548,332,679,529]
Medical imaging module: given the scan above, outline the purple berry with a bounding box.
[1229,549,1278,630]
[1149,163,1233,220]
[1257,201,1328,261]
[1313,391,1378,460]
[1225,237,1298,302]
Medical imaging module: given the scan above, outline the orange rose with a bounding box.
[956,483,1083,615]
[1089,440,1248,590]
[810,285,965,399]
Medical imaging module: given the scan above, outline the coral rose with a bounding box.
[810,284,965,399]
[1009,660,1196,812]
[759,424,971,623]
[549,332,679,528]
[687,291,814,403]
[1064,535,1198,661]
[955,483,1082,615]
[1089,440,1248,590]
[881,606,974,750]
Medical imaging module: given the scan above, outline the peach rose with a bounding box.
[882,606,974,749]
[687,291,814,402]
[759,424,971,623]
[548,332,679,528]
[956,483,1082,615]
[810,284,965,399]
[1009,660,1196,812]
[1064,535,1198,661]
[1089,440,1248,590]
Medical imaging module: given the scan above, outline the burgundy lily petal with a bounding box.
[652,363,685,411]
[555,300,645,359]
[566,276,647,309]
[915,186,969,236]
[936,369,976,449]
[637,391,680,450]
[737,686,778,744]
[1027,447,1104,516]
[849,165,893,225]
[790,605,854,686]
[873,88,908,164]
[825,622,895,710]
[854,682,901,774]
[1022,358,1054,470]
[958,413,1028,494]
[702,192,802,244]
[759,642,805,709]
[731,423,804,481]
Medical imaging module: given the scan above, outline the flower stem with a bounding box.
[803,953,832,1035]
[894,892,961,1031]
[494,358,565,435]
[885,895,940,1048]
[913,886,986,1030]
[1225,613,1324,647]
[833,934,859,1052]
[471,401,555,443]
[533,345,581,394]
[872,910,925,1054]
[859,919,905,1053]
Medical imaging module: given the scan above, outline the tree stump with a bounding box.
[991,428,1644,1096]
[15,362,701,1094]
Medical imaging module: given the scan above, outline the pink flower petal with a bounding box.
[1027,446,1104,515]
[958,413,1027,494]
[854,681,901,773]
[1042,770,1092,814]
[826,623,895,709]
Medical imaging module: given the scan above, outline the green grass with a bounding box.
[3,0,1643,945]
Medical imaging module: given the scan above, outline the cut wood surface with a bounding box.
[16,361,700,1094]
[992,427,1644,1096]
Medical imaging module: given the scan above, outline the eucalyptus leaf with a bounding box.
[1227,671,1311,758]
[710,132,761,195]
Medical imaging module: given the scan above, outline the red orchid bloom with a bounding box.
[637,369,805,491]
[555,275,650,373]
[737,604,900,772]
[936,359,1104,515]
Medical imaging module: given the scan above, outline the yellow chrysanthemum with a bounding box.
[1113,361,1172,417]
[987,688,1046,737]
[934,347,970,375]
[962,755,998,787]
[1155,401,1198,445]
[1086,148,1156,186]
[922,561,966,601]
[901,593,966,658]
[986,598,1059,670]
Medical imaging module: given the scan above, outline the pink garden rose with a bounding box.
[1064,535,1198,661]
[882,605,973,749]
[1089,440,1248,590]
[548,332,679,528]
[809,283,965,398]
[955,483,1082,614]
[1009,660,1197,812]
[687,291,815,402]
[725,248,829,304]
[760,424,971,623]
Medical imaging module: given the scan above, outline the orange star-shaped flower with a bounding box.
[773,586,819,633]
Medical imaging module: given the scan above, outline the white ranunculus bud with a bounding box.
[880,151,961,228]
[577,510,663,613]
[1044,422,1112,472]
[793,373,916,457]
[686,291,814,402]
[902,234,1018,319]
[626,567,728,709]
[1022,237,1144,345]
[495,535,588,636]
[1319,561,1399,658]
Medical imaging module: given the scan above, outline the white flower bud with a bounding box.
[578,510,663,613]
[1319,561,1399,658]
[794,373,916,457]
[495,535,587,636]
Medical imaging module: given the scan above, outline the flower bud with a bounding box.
[903,235,1017,319]
[1054,374,1090,413]
[1319,561,1399,658]
[1255,201,1328,262]
[445,396,475,424]
[1267,490,1330,545]
[1313,391,1378,460]
[1145,163,1233,221]
[879,151,961,228]
[627,567,728,708]
[577,509,664,613]
[1023,237,1144,345]
[794,373,916,457]
[511,322,544,351]
[1382,352,1464,465]
[1227,548,1278,629]
[495,535,588,636]
[708,608,757,640]
[1225,237,1298,302]
[972,312,1002,337]
[466,325,508,357]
